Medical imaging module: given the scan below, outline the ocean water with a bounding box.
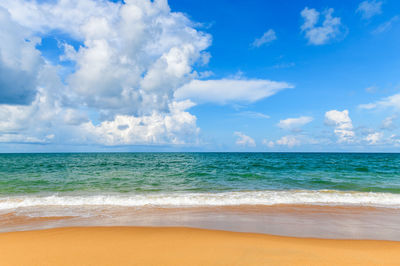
[1,152,400,211]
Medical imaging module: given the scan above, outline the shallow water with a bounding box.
[1,152,400,238]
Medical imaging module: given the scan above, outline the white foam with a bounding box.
[1,190,400,210]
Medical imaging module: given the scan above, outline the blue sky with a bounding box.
[0,0,400,152]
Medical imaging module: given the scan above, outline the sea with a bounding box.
[1,152,400,239]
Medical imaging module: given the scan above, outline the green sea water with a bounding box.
[0,153,400,209]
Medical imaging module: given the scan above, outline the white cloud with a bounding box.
[0,0,297,147]
[365,132,383,144]
[63,109,89,126]
[381,115,397,130]
[64,1,210,116]
[300,7,343,45]
[262,139,275,148]
[373,16,399,34]
[356,1,383,19]
[0,0,209,145]
[0,0,120,39]
[0,7,43,105]
[1,0,210,116]
[0,86,62,143]
[252,29,277,47]
[238,111,270,119]
[175,78,293,104]
[389,134,400,146]
[359,93,400,110]
[277,116,313,132]
[264,134,320,148]
[275,135,301,148]
[82,100,199,145]
[325,110,355,143]
[234,132,256,147]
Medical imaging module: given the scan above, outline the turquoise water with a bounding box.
[1,153,400,209]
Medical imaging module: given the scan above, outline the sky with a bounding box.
[0,0,399,152]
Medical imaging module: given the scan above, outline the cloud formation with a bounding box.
[0,0,294,147]
[82,100,199,145]
[359,93,400,110]
[0,7,43,105]
[365,132,383,144]
[356,0,383,19]
[175,78,293,104]
[275,135,301,148]
[252,29,277,47]
[381,115,397,130]
[277,116,313,132]
[234,132,256,147]
[300,7,344,45]
[373,16,399,34]
[0,0,209,145]
[325,110,355,143]
[238,111,270,119]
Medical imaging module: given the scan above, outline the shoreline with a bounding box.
[0,226,399,265]
[2,204,400,240]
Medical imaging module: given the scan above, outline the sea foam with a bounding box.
[1,190,400,210]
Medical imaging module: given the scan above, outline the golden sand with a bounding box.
[0,226,399,265]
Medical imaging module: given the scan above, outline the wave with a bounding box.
[1,190,400,210]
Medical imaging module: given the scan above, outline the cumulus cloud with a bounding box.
[175,78,293,104]
[0,0,120,38]
[0,0,295,147]
[65,0,210,116]
[364,132,383,144]
[275,135,301,148]
[325,110,355,143]
[0,0,210,145]
[300,7,344,45]
[82,100,199,145]
[389,134,400,146]
[0,7,43,105]
[0,87,62,143]
[277,116,313,132]
[252,29,277,47]
[234,132,256,147]
[262,139,275,148]
[63,109,89,126]
[356,1,383,19]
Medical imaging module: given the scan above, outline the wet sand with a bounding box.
[0,226,399,265]
[2,205,400,240]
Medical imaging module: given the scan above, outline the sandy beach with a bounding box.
[0,226,399,265]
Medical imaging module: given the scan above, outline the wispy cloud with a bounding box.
[175,78,293,105]
[252,29,277,47]
[237,111,270,119]
[272,62,295,69]
[359,93,400,110]
[356,0,383,19]
[373,16,399,34]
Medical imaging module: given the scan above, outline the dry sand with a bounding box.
[0,226,399,265]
